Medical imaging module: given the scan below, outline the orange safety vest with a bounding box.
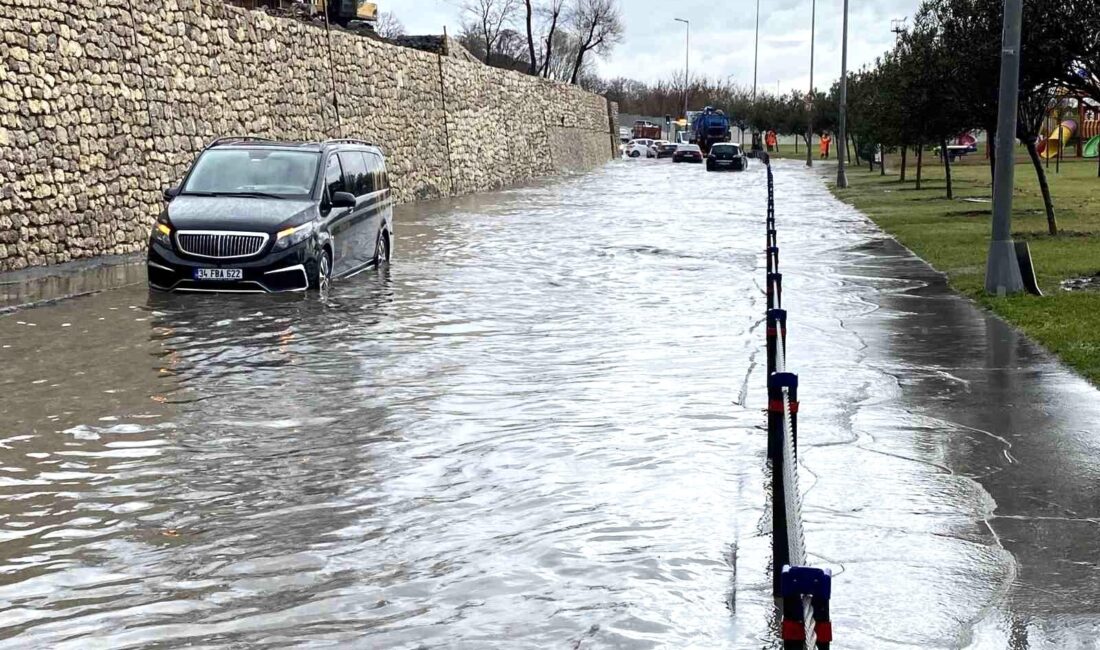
[820,136,831,154]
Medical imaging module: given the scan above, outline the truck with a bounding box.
[314,0,377,26]
[631,120,662,140]
[690,106,732,154]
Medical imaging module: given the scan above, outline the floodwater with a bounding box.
[1,159,1099,648]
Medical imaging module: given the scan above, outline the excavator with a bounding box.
[312,0,377,25]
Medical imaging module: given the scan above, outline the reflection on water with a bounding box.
[0,163,773,648]
[1,160,1099,648]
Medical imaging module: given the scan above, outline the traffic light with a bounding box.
[665,115,671,124]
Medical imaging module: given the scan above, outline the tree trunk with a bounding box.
[900,146,907,182]
[942,137,953,200]
[915,143,923,190]
[481,19,492,65]
[851,135,860,165]
[569,50,586,84]
[539,12,560,78]
[879,145,885,175]
[1025,139,1058,235]
[524,0,537,75]
[569,22,598,85]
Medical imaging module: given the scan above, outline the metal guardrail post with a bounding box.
[767,272,782,310]
[768,371,798,597]
[781,566,833,649]
[767,371,798,462]
[766,246,780,275]
[765,308,787,378]
[812,592,832,649]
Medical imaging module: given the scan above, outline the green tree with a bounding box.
[920,0,1075,234]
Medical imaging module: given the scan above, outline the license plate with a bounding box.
[718,160,732,165]
[194,268,243,281]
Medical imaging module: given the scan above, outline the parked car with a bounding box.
[147,136,393,293]
[656,142,679,158]
[706,143,749,171]
[933,143,979,161]
[624,139,657,158]
[672,143,704,163]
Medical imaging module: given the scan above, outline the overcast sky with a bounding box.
[390,0,922,94]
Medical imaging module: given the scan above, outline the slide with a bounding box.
[1084,135,1100,159]
[1041,119,1077,159]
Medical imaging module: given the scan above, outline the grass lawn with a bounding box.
[828,149,1100,384]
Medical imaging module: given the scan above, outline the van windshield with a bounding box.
[182,149,320,199]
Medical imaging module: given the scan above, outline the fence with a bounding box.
[762,156,833,649]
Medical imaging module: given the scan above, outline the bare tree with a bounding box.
[461,0,521,65]
[542,30,587,81]
[524,0,538,74]
[375,11,405,38]
[567,0,623,85]
[538,0,566,78]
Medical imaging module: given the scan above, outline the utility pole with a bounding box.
[805,0,816,167]
[985,0,1025,294]
[752,0,760,103]
[889,17,907,172]
[675,18,690,119]
[836,0,849,187]
[750,0,760,150]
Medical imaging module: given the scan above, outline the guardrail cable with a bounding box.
[762,156,832,649]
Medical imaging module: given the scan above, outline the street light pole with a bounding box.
[675,18,690,119]
[806,0,816,167]
[985,0,1025,295]
[752,0,760,103]
[836,0,849,187]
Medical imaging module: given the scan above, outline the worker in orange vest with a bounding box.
[766,130,777,152]
[819,133,832,159]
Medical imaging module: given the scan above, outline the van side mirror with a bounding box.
[163,186,180,201]
[330,191,356,208]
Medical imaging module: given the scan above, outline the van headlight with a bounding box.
[272,222,315,251]
[151,221,172,246]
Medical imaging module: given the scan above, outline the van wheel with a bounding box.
[310,249,332,292]
[374,230,389,267]
[629,150,641,158]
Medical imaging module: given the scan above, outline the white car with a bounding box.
[624,139,657,159]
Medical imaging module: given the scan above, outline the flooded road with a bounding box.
[1,159,1099,648]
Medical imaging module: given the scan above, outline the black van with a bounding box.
[147,137,394,293]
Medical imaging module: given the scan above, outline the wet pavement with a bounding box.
[1,158,1099,648]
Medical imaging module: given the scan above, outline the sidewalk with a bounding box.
[781,163,1100,647]
[0,254,144,314]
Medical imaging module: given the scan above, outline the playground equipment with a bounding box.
[1084,135,1100,159]
[1038,120,1077,159]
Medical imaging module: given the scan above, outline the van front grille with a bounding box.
[176,231,268,259]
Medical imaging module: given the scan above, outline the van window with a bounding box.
[364,152,388,193]
[183,149,319,199]
[338,151,369,196]
[325,155,344,197]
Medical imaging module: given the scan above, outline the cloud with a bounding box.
[389,0,923,93]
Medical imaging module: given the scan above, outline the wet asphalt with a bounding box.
[0,158,1097,648]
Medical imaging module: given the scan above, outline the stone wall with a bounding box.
[0,0,615,271]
